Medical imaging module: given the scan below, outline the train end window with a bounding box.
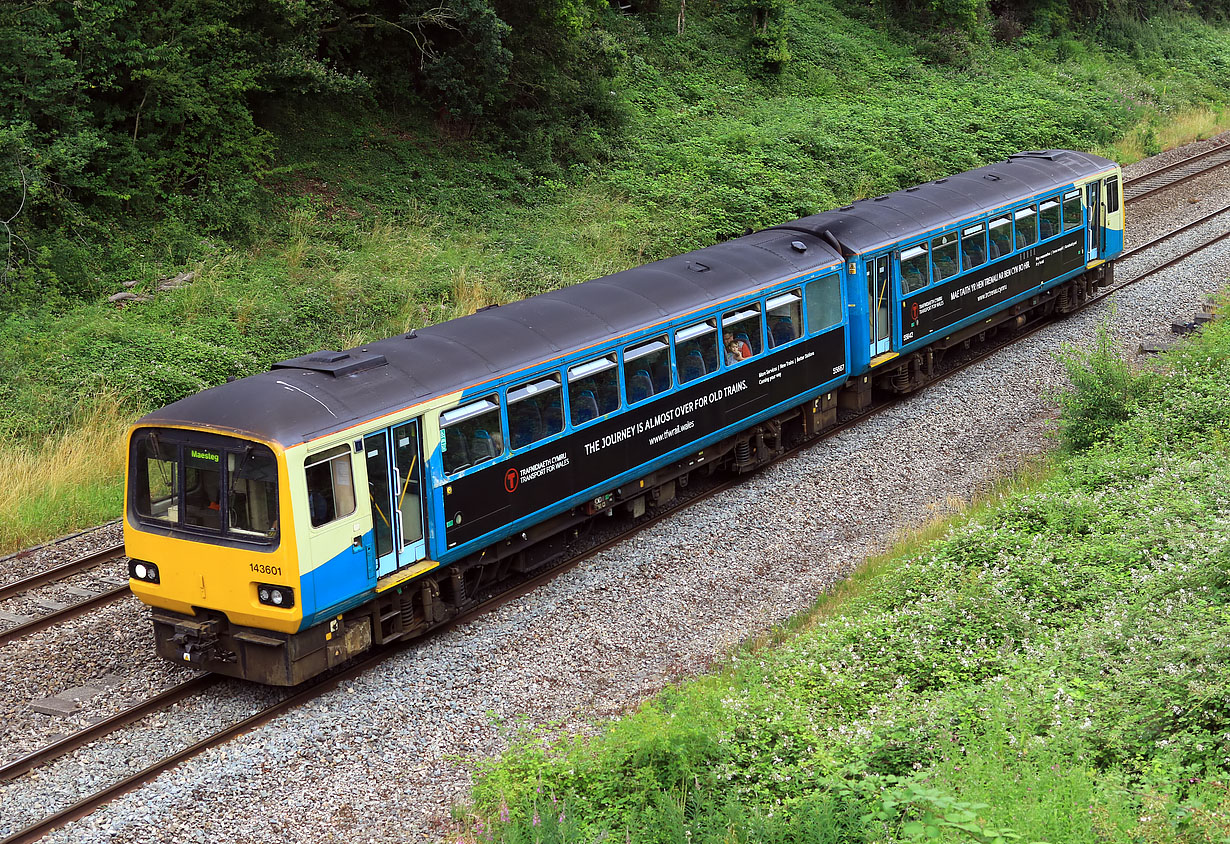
[766,290,802,348]
[989,214,1013,258]
[305,444,356,528]
[931,233,959,281]
[675,320,718,384]
[568,355,619,427]
[1062,190,1082,230]
[441,395,503,475]
[805,273,842,332]
[960,224,987,270]
[900,245,929,294]
[623,336,670,404]
[1014,205,1038,248]
[507,374,563,451]
[721,304,763,365]
[1039,198,1061,240]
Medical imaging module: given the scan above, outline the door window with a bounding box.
[364,432,394,560]
[393,422,424,548]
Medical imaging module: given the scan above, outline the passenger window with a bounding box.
[766,290,802,348]
[623,336,670,404]
[184,448,223,529]
[1014,205,1038,248]
[931,233,959,281]
[568,355,619,427]
[507,374,563,451]
[961,224,987,270]
[900,245,929,294]
[441,395,503,475]
[675,320,718,384]
[1105,176,1120,214]
[1039,198,1061,240]
[989,214,1013,258]
[805,273,842,331]
[305,445,356,528]
[722,304,762,365]
[1062,190,1082,230]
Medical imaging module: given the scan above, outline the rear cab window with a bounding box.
[441,395,503,475]
[805,273,842,332]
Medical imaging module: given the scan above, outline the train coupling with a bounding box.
[167,616,234,665]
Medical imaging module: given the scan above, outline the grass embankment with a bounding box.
[4,5,1230,551]
[456,315,1230,842]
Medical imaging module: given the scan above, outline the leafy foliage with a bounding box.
[1056,324,1154,451]
[461,315,1230,842]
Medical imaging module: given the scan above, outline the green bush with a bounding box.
[1056,324,1155,451]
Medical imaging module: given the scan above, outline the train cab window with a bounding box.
[568,355,619,427]
[900,245,929,294]
[988,215,1013,259]
[305,445,357,528]
[961,224,987,270]
[1106,176,1120,214]
[766,290,803,348]
[1039,198,1061,240]
[623,336,671,404]
[675,320,718,384]
[183,449,223,529]
[441,395,503,475]
[228,448,279,536]
[805,273,842,332]
[722,304,763,365]
[507,374,563,450]
[931,233,959,281]
[134,435,178,524]
[1062,190,1082,230]
[1014,205,1038,248]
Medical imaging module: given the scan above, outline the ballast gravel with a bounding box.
[2,138,1228,842]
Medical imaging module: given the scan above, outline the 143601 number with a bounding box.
[249,563,282,576]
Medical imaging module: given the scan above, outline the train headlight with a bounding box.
[129,559,160,584]
[257,583,294,609]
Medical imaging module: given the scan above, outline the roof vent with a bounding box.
[934,178,948,184]
[272,349,389,377]
[406,328,418,339]
[873,195,888,201]
[983,174,1001,182]
[840,205,854,211]
[790,240,807,253]
[686,261,711,273]
[476,303,500,312]
[906,186,921,192]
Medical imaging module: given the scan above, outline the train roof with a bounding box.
[775,150,1116,255]
[137,227,843,447]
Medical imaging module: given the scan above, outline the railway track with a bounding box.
[4,149,1229,844]
[0,545,130,647]
[1123,140,1230,202]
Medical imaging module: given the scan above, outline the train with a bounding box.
[124,150,1124,684]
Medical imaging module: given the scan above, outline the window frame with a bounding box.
[440,394,505,476]
[960,223,987,271]
[674,319,719,385]
[804,272,844,333]
[765,289,804,350]
[1013,204,1039,249]
[622,335,670,407]
[899,243,930,294]
[566,354,620,431]
[505,372,565,453]
[721,302,765,364]
[1038,196,1062,241]
[930,231,961,282]
[304,443,357,530]
[1061,190,1082,231]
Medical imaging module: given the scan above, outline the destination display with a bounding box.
[901,229,1085,343]
[441,327,847,548]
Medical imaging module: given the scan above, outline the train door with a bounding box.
[364,420,427,579]
[1086,181,1106,261]
[868,254,892,358]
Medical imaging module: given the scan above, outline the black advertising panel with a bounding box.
[901,230,1085,344]
[440,327,847,549]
